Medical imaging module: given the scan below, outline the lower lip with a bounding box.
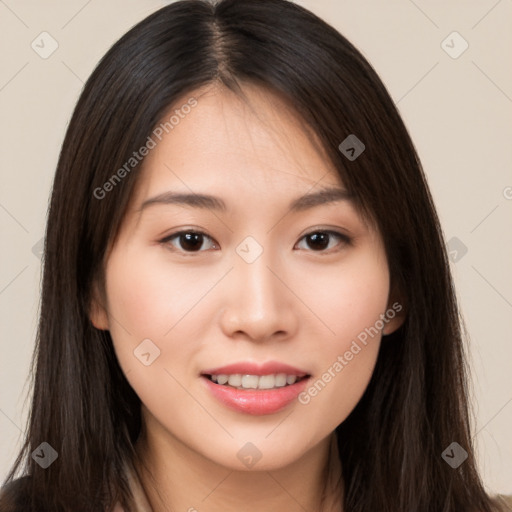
[202,376,310,415]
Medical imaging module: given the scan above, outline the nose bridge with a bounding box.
[234,234,283,310]
[218,233,294,340]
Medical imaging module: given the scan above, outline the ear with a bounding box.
[88,281,110,331]
[382,285,406,336]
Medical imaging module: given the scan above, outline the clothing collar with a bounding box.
[113,462,153,512]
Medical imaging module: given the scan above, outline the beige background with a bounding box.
[0,0,511,495]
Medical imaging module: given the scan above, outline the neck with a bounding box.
[133,413,343,512]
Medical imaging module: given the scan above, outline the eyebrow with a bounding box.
[138,186,353,214]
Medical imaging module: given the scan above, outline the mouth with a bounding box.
[201,373,311,415]
[200,361,312,415]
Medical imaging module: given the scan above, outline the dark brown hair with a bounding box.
[1,0,505,510]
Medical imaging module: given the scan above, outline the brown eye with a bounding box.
[296,230,351,253]
[161,231,217,253]
[160,229,350,255]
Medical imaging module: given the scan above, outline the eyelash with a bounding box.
[159,229,352,256]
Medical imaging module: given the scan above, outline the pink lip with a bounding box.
[201,375,310,415]
[201,361,309,377]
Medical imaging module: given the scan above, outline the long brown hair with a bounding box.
[1,0,505,510]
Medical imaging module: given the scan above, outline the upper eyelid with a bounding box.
[160,228,351,250]
[161,227,350,240]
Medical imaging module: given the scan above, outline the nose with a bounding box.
[218,245,298,343]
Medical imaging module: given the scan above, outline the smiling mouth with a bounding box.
[203,373,310,391]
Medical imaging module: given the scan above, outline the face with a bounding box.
[90,82,404,472]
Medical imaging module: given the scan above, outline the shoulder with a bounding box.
[0,476,32,512]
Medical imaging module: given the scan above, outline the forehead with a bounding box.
[132,82,344,204]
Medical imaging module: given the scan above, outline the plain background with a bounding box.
[0,0,511,496]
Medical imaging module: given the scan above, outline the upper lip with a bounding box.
[201,361,309,377]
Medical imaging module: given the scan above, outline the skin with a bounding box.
[90,82,405,512]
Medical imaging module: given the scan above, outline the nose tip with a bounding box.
[218,250,296,343]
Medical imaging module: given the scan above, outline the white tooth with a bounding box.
[241,375,259,389]
[214,373,299,389]
[258,375,276,389]
[275,373,287,387]
[228,374,242,387]
[286,375,297,385]
[216,374,229,385]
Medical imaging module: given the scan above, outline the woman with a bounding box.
[1,0,509,510]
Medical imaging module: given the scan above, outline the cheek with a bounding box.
[300,248,390,346]
[104,245,210,342]
[102,246,208,424]
[102,245,203,379]
[295,250,390,421]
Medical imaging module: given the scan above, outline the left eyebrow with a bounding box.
[137,186,353,214]
[289,186,354,212]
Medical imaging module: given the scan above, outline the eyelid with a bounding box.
[159,227,352,254]
[295,229,352,253]
[159,229,219,254]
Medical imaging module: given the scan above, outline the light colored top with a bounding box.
[112,462,153,512]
